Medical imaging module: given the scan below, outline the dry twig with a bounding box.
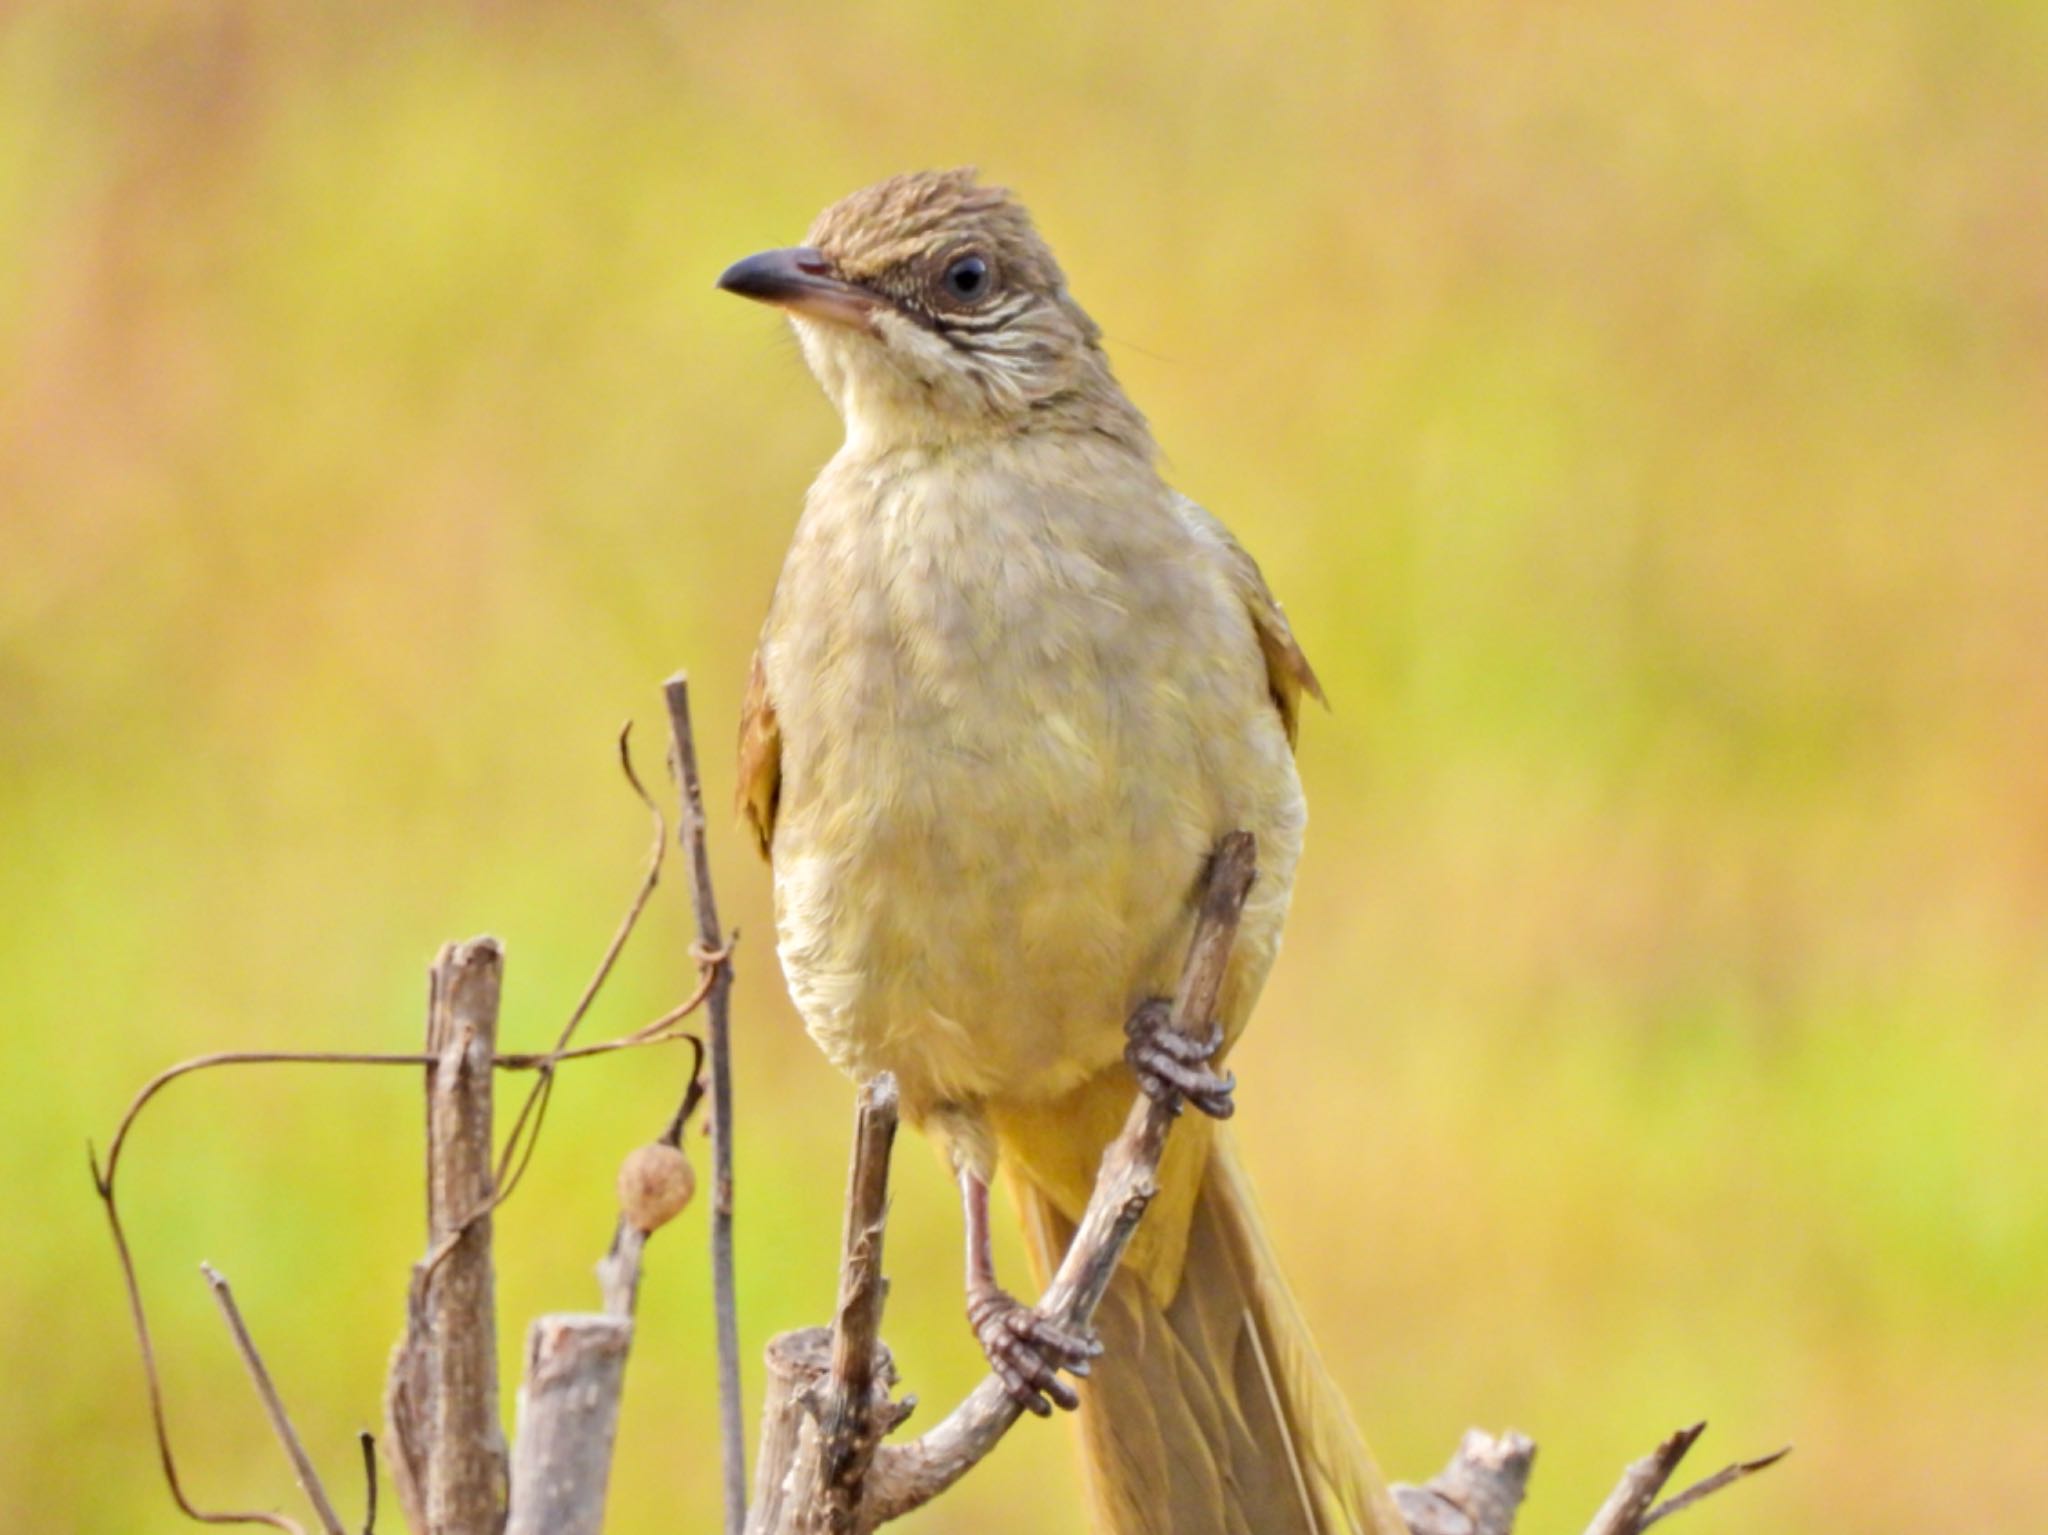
[1392,1430,1536,1535]
[200,1263,349,1535]
[503,1316,635,1535]
[664,673,747,1535]
[356,1433,377,1535]
[1639,1443,1791,1529]
[1392,1423,1786,1535]
[1586,1422,1791,1535]
[1582,1422,1706,1535]
[384,938,510,1535]
[813,1076,906,1532]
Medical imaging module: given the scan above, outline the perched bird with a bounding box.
[720,170,1402,1535]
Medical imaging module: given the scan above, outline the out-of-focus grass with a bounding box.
[5,3,2046,1531]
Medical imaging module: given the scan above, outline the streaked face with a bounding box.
[718,170,1104,441]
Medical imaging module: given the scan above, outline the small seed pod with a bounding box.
[618,1142,696,1233]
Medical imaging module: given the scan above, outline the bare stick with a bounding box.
[593,1223,649,1319]
[503,1013,710,1533]
[1392,1430,1536,1535]
[861,832,1260,1522]
[386,938,509,1535]
[664,672,746,1535]
[1640,1443,1791,1530]
[1582,1423,1705,1535]
[743,1084,911,1535]
[811,1075,903,1532]
[357,1433,377,1535]
[503,1315,635,1535]
[200,1264,348,1535]
[746,1330,833,1535]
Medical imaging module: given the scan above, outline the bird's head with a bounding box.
[718,169,1146,453]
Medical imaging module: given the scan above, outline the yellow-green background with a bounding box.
[5,2,2045,1530]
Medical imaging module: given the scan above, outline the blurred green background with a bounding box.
[6,1,2046,1530]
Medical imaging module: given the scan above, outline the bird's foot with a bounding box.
[967,1285,1099,1416]
[1124,997,1236,1118]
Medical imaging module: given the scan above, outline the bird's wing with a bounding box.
[1173,496,1326,745]
[736,646,781,860]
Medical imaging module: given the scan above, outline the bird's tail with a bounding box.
[1009,1128,1406,1535]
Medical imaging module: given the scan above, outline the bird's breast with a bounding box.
[762,447,1300,1114]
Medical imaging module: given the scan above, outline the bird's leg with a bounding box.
[959,1166,1100,1416]
[1123,995,1236,1118]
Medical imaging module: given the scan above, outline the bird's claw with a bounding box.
[968,1286,1100,1416]
[1124,997,1235,1118]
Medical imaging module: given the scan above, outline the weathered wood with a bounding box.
[1583,1423,1705,1535]
[742,1079,908,1535]
[1392,1430,1535,1535]
[503,1314,633,1535]
[811,1076,901,1532]
[385,938,509,1535]
[744,1330,832,1535]
[595,1220,648,1319]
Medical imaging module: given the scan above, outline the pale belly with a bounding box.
[767,614,1303,1120]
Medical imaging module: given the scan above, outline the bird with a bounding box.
[718,169,1403,1535]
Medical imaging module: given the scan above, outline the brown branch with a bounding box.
[1640,1442,1791,1530]
[503,1315,634,1535]
[1392,1430,1536,1535]
[742,1082,911,1535]
[357,1433,377,1535]
[664,672,747,1535]
[864,833,1258,1520]
[1582,1422,1705,1535]
[812,1074,903,1531]
[1582,1425,1791,1535]
[745,1330,833,1535]
[385,939,509,1535]
[1386,1425,1783,1535]
[200,1264,348,1535]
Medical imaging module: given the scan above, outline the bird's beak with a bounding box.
[716,246,878,331]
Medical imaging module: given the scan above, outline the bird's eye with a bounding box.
[941,253,990,303]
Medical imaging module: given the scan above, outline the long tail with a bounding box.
[1010,1129,1406,1535]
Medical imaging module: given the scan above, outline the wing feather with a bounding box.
[1174,497,1326,745]
[736,647,781,860]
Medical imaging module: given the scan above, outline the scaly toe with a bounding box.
[1148,1017,1226,1063]
[1127,1040,1236,1118]
[971,1291,1089,1414]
